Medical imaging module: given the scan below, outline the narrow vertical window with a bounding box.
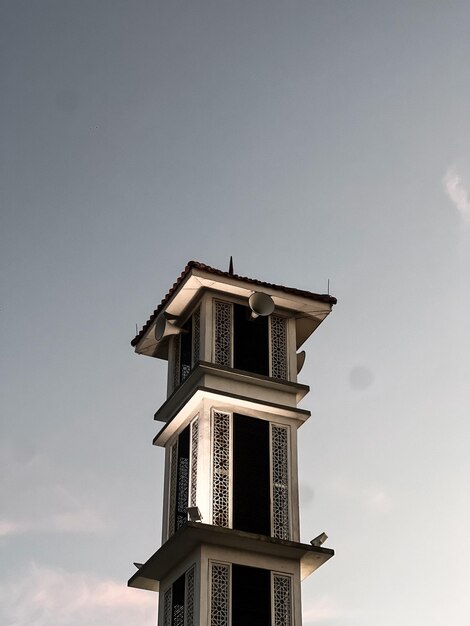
[173,335,181,389]
[192,306,201,368]
[214,301,232,367]
[172,574,185,626]
[184,565,195,626]
[168,441,178,538]
[174,312,197,388]
[189,417,199,508]
[163,586,172,626]
[271,425,290,540]
[168,426,190,537]
[270,315,288,380]
[273,574,292,626]
[233,414,270,535]
[212,411,231,527]
[180,318,192,383]
[232,564,271,626]
[210,562,230,626]
[233,303,269,375]
[176,426,190,531]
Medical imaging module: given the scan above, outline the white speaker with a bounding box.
[296,350,306,374]
[248,292,275,319]
[154,312,183,342]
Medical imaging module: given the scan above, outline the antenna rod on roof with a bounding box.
[327,279,330,295]
[228,256,234,275]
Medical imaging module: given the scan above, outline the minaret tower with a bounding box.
[128,261,337,626]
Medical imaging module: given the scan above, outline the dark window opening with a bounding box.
[171,573,185,626]
[233,414,270,536]
[180,318,192,382]
[232,564,271,626]
[233,304,269,376]
[175,426,190,532]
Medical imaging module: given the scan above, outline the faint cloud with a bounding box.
[443,166,470,221]
[349,366,374,391]
[328,475,392,514]
[1,444,108,539]
[0,520,28,537]
[49,508,107,533]
[303,596,342,622]
[363,487,392,513]
[0,508,106,538]
[0,564,156,626]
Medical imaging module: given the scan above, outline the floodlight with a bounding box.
[310,532,328,547]
[187,506,203,522]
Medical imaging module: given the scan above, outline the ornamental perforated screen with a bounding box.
[163,587,172,626]
[176,456,189,530]
[184,565,195,626]
[212,411,231,527]
[168,441,178,538]
[192,307,200,367]
[173,335,181,389]
[210,563,230,626]
[176,426,190,531]
[189,417,198,508]
[214,301,232,367]
[270,315,288,380]
[272,425,290,540]
[273,574,292,626]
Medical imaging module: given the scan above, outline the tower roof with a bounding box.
[132,260,337,356]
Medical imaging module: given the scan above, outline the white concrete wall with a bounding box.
[161,395,301,543]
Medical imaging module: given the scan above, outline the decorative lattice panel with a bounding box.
[214,301,232,367]
[272,425,290,540]
[173,604,184,626]
[190,417,199,508]
[163,587,172,626]
[181,363,191,382]
[184,565,195,626]
[270,315,288,380]
[192,307,201,367]
[168,441,178,537]
[210,563,230,626]
[173,335,181,389]
[212,412,231,527]
[176,456,189,530]
[273,574,292,626]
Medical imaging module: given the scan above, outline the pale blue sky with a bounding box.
[2,1,470,624]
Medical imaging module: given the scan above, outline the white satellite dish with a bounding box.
[296,350,306,374]
[154,312,183,341]
[248,292,275,319]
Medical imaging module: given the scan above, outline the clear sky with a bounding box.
[1,1,470,624]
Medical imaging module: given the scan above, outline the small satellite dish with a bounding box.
[296,350,306,374]
[154,312,182,341]
[248,292,275,319]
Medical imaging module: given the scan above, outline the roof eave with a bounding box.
[132,261,337,355]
